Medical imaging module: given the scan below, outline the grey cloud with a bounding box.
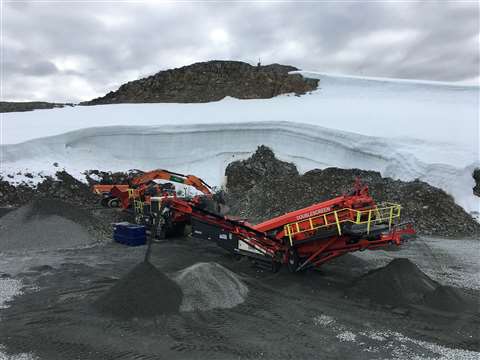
[2,1,478,102]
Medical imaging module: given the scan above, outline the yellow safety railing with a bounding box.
[128,189,135,199]
[133,199,144,214]
[284,203,401,243]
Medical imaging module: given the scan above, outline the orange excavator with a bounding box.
[92,169,213,209]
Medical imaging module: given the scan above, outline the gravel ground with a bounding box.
[0,235,478,360]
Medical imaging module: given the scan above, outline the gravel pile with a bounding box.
[348,258,438,306]
[348,258,479,313]
[225,146,480,237]
[175,262,248,312]
[94,262,183,319]
[0,199,103,251]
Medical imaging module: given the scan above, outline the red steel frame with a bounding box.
[154,182,415,271]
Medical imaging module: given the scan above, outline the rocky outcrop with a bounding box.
[225,145,298,191]
[473,168,480,197]
[82,61,318,105]
[225,146,480,238]
[0,101,72,113]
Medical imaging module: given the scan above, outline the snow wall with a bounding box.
[1,121,478,214]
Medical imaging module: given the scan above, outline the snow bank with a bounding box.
[2,121,478,213]
[1,73,478,213]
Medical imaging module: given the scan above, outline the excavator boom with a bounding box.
[131,169,212,195]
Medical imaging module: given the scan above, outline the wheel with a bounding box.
[287,247,299,272]
[134,214,144,225]
[107,198,120,208]
[100,198,109,207]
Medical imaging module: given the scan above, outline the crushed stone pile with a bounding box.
[225,146,480,237]
[0,199,103,251]
[348,258,438,306]
[94,262,183,319]
[174,262,248,312]
[423,285,478,313]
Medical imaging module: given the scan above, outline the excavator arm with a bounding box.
[131,170,212,195]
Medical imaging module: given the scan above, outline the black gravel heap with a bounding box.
[94,262,183,319]
[348,258,438,306]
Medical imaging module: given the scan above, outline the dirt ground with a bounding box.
[0,225,479,359]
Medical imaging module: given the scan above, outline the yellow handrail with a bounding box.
[284,203,402,243]
[134,200,144,214]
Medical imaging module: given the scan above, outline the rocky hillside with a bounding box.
[0,101,72,113]
[82,61,318,105]
[225,146,480,238]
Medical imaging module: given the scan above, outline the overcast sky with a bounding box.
[2,0,479,102]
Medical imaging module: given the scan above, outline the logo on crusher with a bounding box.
[296,207,331,221]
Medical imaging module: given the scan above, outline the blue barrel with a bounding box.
[113,222,147,246]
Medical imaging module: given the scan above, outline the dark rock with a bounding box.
[0,101,73,113]
[225,145,298,191]
[82,61,318,105]
[473,168,480,197]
